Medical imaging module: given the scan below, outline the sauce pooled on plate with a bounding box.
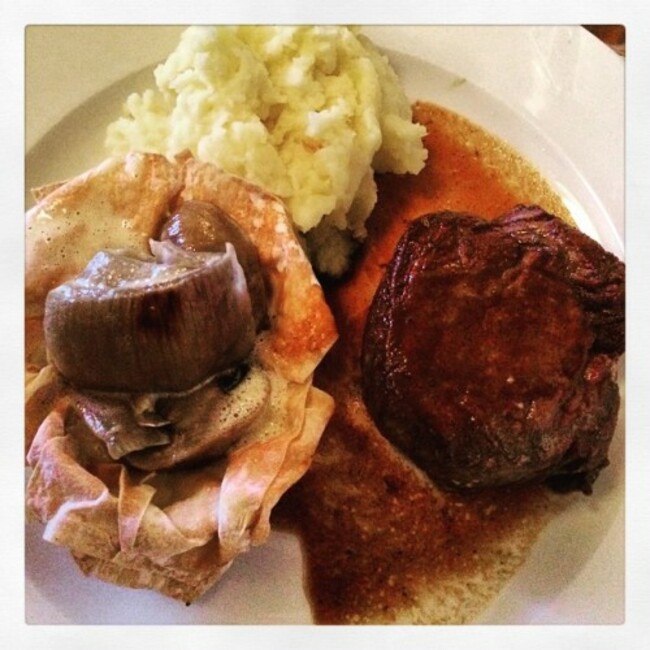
[274,102,572,624]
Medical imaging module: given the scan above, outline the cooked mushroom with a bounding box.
[44,240,255,393]
[71,391,171,460]
[161,200,268,328]
[126,364,271,471]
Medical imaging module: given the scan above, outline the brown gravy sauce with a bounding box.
[273,102,571,624]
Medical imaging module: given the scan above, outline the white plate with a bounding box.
[25,25,624,625]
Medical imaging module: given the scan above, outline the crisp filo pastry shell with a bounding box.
[25,152,338,602]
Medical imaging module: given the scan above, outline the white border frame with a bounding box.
[4,2,649,649]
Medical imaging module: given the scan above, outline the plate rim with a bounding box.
[24,24,625,626]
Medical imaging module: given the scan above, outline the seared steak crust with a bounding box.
[361,206,625,493]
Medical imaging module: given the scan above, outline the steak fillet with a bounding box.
[361,205,625,493]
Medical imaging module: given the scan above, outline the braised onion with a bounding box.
[161,200,268,328]
[44,240,255,393]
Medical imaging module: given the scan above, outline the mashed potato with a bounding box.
[106,26,427,275]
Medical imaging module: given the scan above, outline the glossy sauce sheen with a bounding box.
[273,102,570,624]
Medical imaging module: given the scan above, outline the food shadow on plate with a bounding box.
[25,521,311,624]
[476,368,625,624]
